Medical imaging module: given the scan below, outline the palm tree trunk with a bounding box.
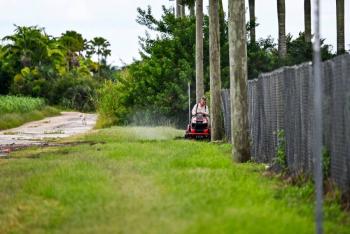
[196,0,204,102]
[248,0,256,43]
[176,0,181,18]
[181,2,186,17]
[190,5,195,17]
[277,0,287,59]
[304,0,311,43]
[177,0,185,18]
[218,0,226,44]
[209,0,224,141]
[336,0,345,54]
[228,0,250,162]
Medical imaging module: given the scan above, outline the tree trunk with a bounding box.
[176,0,181,18]
[218,0,226,45]
[248,0,256,43]
[196,0,204,102]
[304,0,311,43]
[209,0,224,141]
[180,0,186,17]
[277,0,287,59]
[190,5,195,17]
[336,0,345,54]
[228,0,250,162]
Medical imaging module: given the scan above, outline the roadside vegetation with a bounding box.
[97,6,335,128]
[0,95,60,130]
[0,127,349,234]
[0,25,115,112]
[0,95,45,114]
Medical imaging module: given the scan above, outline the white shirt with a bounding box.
[192,103,209,116]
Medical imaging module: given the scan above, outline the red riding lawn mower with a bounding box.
[184,83,211,140]
[185,113,211,139]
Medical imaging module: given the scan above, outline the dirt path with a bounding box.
[0,112,97,153]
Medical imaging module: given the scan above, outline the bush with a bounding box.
[47,72,98,112]
[96,80,129,128]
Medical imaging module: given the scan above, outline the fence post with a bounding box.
[312,0,323,233]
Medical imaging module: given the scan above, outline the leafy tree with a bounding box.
[0,46,13,94]
[2,25,50,69]
[60,31,85,54]
[0,25,113,111]
[59,31,85,70]
[247,37,279,79]
[102,5,335,128]
[286,32,334,66]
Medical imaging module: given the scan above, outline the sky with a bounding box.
[0,0,348,67]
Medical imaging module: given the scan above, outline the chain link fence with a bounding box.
[221,54,350,191]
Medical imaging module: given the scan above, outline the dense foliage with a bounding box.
[97,6,334,127]
[0,25,114,111]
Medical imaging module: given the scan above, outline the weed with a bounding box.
[322,147,331,178]
[276,129,287,169]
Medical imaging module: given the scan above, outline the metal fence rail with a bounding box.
[221,54,350,191]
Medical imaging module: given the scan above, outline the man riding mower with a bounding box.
[185,96,211,139]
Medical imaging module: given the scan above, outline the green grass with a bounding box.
[0,106,61,130]
[0,96,46,114]
[1,127,349,234]
[0,95,61,130]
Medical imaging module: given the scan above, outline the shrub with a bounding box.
[96,80,129,128]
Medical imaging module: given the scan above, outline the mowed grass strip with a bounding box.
[0,127,349,234]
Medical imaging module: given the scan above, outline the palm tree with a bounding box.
[336,0,345,54]
[60,31,85,54]
[176,0,185,18]
[248,0,256,43]
[88,37,111,75]
[180,0,186,17]
[2,25,49,68]
[196,0,204,101]
[189,3,195,17]
[304,0,311,43]
[182,0,195,17]
[209,0,224,141]
[176,0,181,18]
[277,0,287,59]
[228,0,250,162]
[59,31,85,70]
[89,37,111,65]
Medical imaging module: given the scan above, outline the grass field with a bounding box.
[0,96,60,130]
[0,127,349,234]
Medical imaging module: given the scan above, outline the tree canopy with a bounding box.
[0,25,113,111]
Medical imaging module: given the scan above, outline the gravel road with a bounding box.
[0,112,97,154]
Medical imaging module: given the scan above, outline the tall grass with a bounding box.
[0,96,45,114]
[0,96,60,130]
